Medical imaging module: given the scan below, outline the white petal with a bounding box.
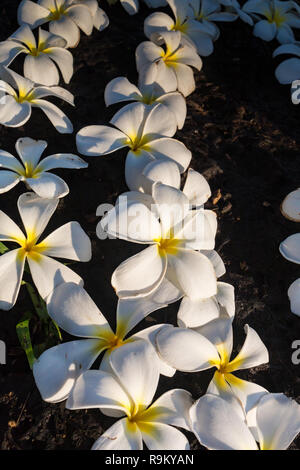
[120,0,139,15]
[110,101,146,139]
[202,249,226,277]
[145,388,193,430]
[133,324,175,377]
[92,419,142,450]
[109,340,160,410]
[140,422,189,450]
[157,91,187,129]
[281,188,300,222]
[41,221,91,261]
[101,200,161,243]
[112,245,167,298]
[177,295,220,328]
[183,168,211,207]
[104,76,142,106]
[36,153,87,171]
[26,172,68,198]
[27,253,83,300]
[0,249,25,310]
[17,0,49,28]
[0,211,25,243]
[49,16,80,48]
[146,137,192,172]
[10,24,37,47]
[142,102,177,137]
[125,149,154,191]
[190,394,257,450]
[31,85,74,104]
[24,54,60,86]
[66,4,93,35]
[0,40,26,67]
[76,125,128,156]
[44,47,74,84]
[33,339,104,403]
[179,209,217,251]
[0,171,20,193]
[17,192,58,240]
[288,278,300,316]
[156,325,219,372]
[0,95,31,128]
[228,324,269,371]
[253,20,276,41]
[216,281,235,318]
[256,393,300,450]
[196,316,233,359]
[167,248,217,299]
[153,182,190,236]
[279,233,300,264]
[31,98,73,134]
[47,282,113,338]
[92,5,109,30]
[0,149,24,173]
[16,137,47,168]
[144,12,174,39]
[225,375,269,416]
[174,63,196,97]
[142,160,181,193]
[66,369,131,413]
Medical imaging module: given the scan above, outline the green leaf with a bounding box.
[24,281,48,323]
[0,242,8,254]
[16,316,36,369]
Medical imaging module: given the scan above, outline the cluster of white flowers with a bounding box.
[0,0,299,451]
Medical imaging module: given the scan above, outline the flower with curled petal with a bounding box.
[190,393,300,450]
[33,281,180,403]
[0,137,88,198]
[0,192,91,310]
[136,31,202,97]
[76,101,191,191]
[17,0,105,48]
[0,25,73,86]
[66,340,193,450]
[0,67,74,133]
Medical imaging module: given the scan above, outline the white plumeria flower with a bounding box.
[72,0,109,31]
[157,318,269,415]
[280,188,300,221]
[17,0,99,48]
[274,42,300,84]
[0,25,73,86]
[0,137,88,198]
[279,233,300,264]
[242,0,300,44]
[33,281,180,402]
[190,393,300,450]
[288,278,300,316]
[0,192,91,310]
[66,340,193,450]
[144,0,218,57]
[101,182,218,300]
[76,102,191,191]
[136,31,202,97]
[0,67,74,133]
[104,75,187,130]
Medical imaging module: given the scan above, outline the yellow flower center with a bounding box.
[265,7,286,27]
[48,5,67,21]
[171,20,188,33]
[16,231,48,261]
[126,134,149,153]
[17,162,41,179]
[155,236,181,257]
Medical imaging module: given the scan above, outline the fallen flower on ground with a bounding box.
[190,392,300,450]
[66,340,193,450]
[136,31,202,97]
[0,67,74,133]
[33,281,180,402]
[0,137,87,198]
[0,24,73,86]
[0,192,91,310]
[76,101,191,191]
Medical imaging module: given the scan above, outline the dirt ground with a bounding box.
[0,0,299,450]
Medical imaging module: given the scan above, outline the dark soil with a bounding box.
[0,0,299,451]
